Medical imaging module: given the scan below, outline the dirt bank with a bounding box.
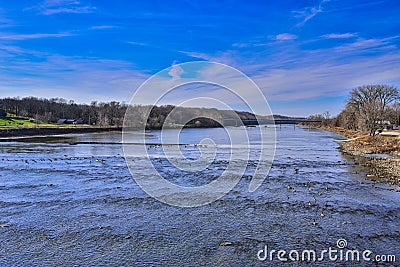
[315,126,400,186]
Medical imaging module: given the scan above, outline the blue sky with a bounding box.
[0,0,399,116]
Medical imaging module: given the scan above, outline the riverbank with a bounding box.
[0,126,122,138]
[311,125,400,186]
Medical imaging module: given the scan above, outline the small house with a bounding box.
[393,125,400,130]
[65,119,77,125]
[375,120,392,130]
[376,120,391,125]
[57,119,77,125]
[77,118,89,124]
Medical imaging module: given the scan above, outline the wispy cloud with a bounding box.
[332,37,398,54]
[179,51,213,60]
[253,53,400,102]
[126,41,149,47]
[232,43,250,48]
[293,0,330,27]
[28,0,96,15]
[0,47,148,103]
[179,50,237,66]
[168,61,184,80]
[275,33,297,41]
[0,8,15,28]
[90,25,118,30]
[0,32,73,40]
[175,35,400,116]
[322,33,357,39]
[249,36,400,108]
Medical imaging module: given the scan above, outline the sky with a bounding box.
[0,0,399,116]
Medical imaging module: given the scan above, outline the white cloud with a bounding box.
[179,50,237,66]
[332,37,398,54]
[127,41,149,47]
[322,33,357,39]
[180,51,213,60]
[232,43,249,48]
[275,33,297,41]
[293,0,330,26]
[168,61,184,80]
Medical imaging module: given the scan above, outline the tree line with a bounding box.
[308,84,400,135]
[0,97,126,126]
[0,97,259,129]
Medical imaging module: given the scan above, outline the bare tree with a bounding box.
[347,85,399,135]
[337,104,358,130]
[387,103,400,125]
[322,111,331,126]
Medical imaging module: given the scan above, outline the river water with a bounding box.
[0,125,399,266]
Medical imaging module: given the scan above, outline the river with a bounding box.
[0,125,399,266]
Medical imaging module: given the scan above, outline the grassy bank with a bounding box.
[0,117,55,128]
[312,125,400,187]
[0,115,123,138]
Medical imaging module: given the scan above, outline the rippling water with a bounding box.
[0,125,399,266]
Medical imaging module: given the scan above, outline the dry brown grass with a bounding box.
[346,135,400,155]
[317,126,364,138]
